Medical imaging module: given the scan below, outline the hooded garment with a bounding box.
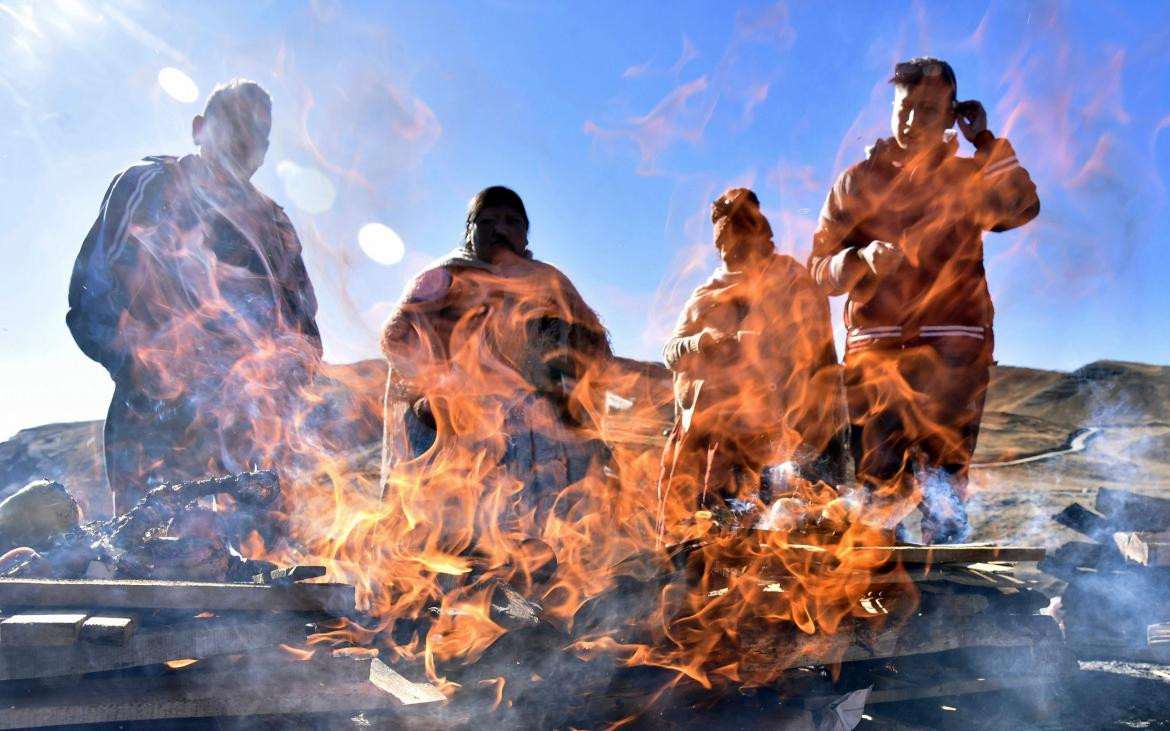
[380,245,613,529]
[659,252,847,509]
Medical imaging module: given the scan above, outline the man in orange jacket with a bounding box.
[808,58,1040,543]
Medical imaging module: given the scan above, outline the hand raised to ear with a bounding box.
[955,99,988,143]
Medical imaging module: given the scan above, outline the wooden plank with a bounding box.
[1053,503,1112,541]
[252,565,327,585]
[1113,531,1170,566]
[0,614,309,681]
[805,544,1045,565]
[0,657,453,729]
[800,674,1056,707]
[79,616,136,646]
[1042,540,1124,570]
[370,657,450,704]
[1069,639,1170,665]
[0,613,88,647]
[739,610,1064,674]
[1096,488,1170,531]
[0,577,354,615]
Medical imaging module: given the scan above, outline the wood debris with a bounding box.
[1042,488,1170,661]
[0,573,450,728]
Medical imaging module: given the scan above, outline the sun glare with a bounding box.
[157,67,199,104]
[358,222,405,265]
[275,161,337,214]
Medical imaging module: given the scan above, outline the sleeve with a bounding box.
[272,208,323,359]
[662,291,708,371]
[556,268,614,364]
[380,267,454,391]
[777,263,848,458]
[972,132,1040,232]
[66,163,166,376]
[808,168,869,296]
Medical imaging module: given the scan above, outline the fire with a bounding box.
[104,207,914,703]
[277,643,316,662]
[74,50,1056,722]
[164,658,198,669]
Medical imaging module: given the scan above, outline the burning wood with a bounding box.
[0,470,281,583]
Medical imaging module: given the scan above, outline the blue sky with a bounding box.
[2,0,1168,440]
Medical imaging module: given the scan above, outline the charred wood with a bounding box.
[108,470,279,549]
[1095,488,1170,532]
[1053,503,1113,542]
[0,577,354,615]
[252,564,327,585]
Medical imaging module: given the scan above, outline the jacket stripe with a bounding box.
[107,165,164,261]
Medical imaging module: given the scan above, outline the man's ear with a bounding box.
[192,114,205,146]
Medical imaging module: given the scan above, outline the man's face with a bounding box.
[467,205,528,262]
[197,102,272,182]
[891,82,955,151]
[714,218,759,270]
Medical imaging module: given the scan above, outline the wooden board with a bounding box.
[799,673,1056,707]
[0,614,308,681]
[79,616,136,646]
[788,543,1045,565]
[0,613,88,647]
[0,577,354,615]
[739,610,1064,674]
[1053,503,1112,541]
[1041,540,1124,570]
[1113,531,1170,567]
[1096,488,1170,532]
[0,657,453,729]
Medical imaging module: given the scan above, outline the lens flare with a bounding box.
[275,161,337,214]
[358,222,405,265]
[157,67,199,104]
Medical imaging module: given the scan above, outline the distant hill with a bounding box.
[987,361,1170,429]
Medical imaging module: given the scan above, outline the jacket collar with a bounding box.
[866,130,959,171]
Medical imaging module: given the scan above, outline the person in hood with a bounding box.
[380,186,612,529]
[659,188,847,521]
[66,79,322,515]
[808,57,1040,543]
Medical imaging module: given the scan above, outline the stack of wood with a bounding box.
[1044,487,1170,661]
[782,543,1072,724]
[451,540,1071,727]
[706,542,1070,721]
[0,571,452,729]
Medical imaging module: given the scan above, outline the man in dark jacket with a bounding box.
[67,79,322,514]
[808,58,1039,543]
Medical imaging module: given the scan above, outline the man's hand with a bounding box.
[859,240,904,277]
[698,330,741,361]
[955,100,989,144]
